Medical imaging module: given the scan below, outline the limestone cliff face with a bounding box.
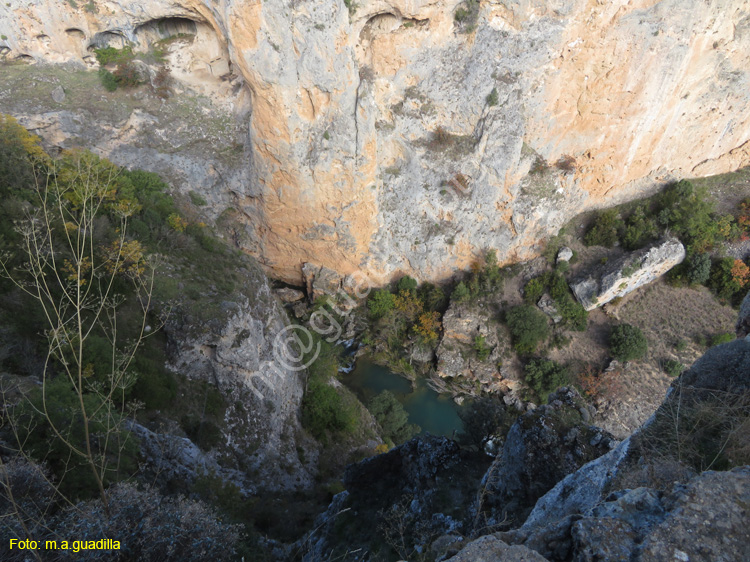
[161,256,316,492]
[2,0,749,284]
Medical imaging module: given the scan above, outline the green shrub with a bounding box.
[98,68,118,91]
[506,304,550,354]
[584,209,622,247]
[486,87,498,107]
[524,358,569,403]
[545,271,587,331]
[711,332,735,346]
[656,180,728,253]
[621,205,658,250]
[0,114,46,200]
[449,251,504,305]
[610,323,648,362]
[368,390,420,445]
[368,288,396,319]
[663,359,684,378]
[523,277,545,304]
[396,275,418,295]
[189,190,208,206]
[13,378,139,500]
[451,281,471,303]
[556,295,588,331]
[93,46,133,66]
[686,252,712,285]
[708,257,749,304]
[302,379,356,442]
[474,334,491,360]
[417,282,447,312]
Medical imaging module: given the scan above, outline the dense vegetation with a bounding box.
[523,358,570,403]
[301,337,358,443]
[368,390,420,446]
[584,179,750,305]
[0,114,262,558]
[523,270,587,331]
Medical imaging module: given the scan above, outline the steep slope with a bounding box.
[2,0,750,283]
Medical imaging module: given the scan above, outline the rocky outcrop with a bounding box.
[501,468,750,562]
[301,262,344,302]
[556,247,573,265]
[537,294,562,323]
[343,435,462,493]
[300,435,491,561]
[2,1,749,284]
[274,287,305,303]
[491,299,750,560]
[163,257,316,493]
[481,388,615,526]
[445,535,549,562]
[737,290,750,337]
[305,292,750,561]
[570,238,685,310]
[435,302,518,394]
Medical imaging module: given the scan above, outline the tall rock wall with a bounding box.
[2,0,749,284]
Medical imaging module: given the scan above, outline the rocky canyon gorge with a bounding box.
[2,1,750,560]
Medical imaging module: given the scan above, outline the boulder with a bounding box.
[556,247,573,264]
[678,337,750,394]
[570,468,750,562]
[570,238,685,310]
[51,85,65,103]
[301,262,342,301]
[274,287,305,303]
[537,293,562,323]
[445,535,549,562]
[636,467,750,561]
[344,435,461,493]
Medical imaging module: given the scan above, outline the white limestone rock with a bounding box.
[570,238,686,311]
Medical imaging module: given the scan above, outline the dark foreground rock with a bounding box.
[480,387,615,527]
[499,467,750,562]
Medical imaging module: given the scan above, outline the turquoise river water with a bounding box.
[341,358,464,437]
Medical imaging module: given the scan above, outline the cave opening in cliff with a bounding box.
[134,17,199,46]
[65,28,86,40]
[89,30,128,50]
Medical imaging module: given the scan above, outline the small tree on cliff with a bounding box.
[0,147,158,511]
